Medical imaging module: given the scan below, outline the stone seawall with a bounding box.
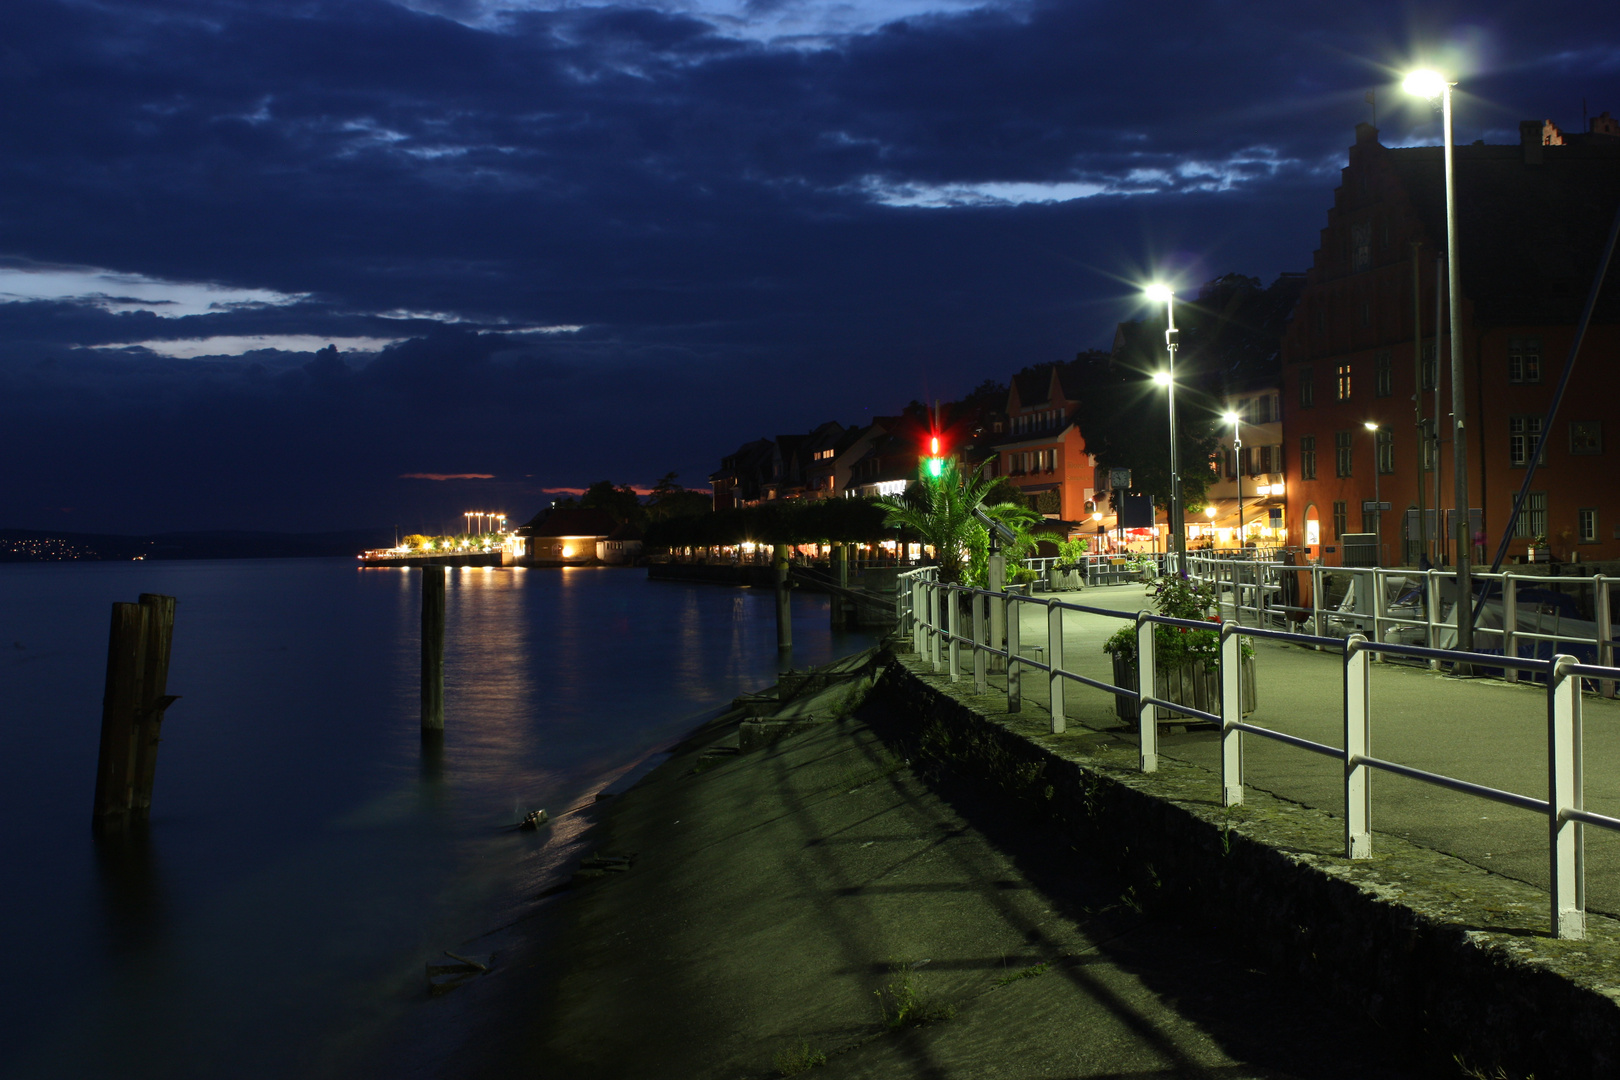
[871,651,1620,1079]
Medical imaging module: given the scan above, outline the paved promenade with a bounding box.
[979,581,1620,916]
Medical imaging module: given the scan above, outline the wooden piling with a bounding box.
[832,544,849,630]
[129,594,177,816]
[422,564,446,731]
[93,602,148,833]
[773,543,792,655]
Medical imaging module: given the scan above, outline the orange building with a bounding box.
[1283,119,1620,566]
[991,364,1099,525]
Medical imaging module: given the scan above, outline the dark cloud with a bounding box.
[1,0,1615,530]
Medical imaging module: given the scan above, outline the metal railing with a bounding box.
[898,573,1620,939]
[1182,556,1617,693]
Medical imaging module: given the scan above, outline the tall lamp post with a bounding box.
[1404,68,1472,651]
[1146,284,1185,576]
[1222,410,1243,553]
[1363,421,1386,566]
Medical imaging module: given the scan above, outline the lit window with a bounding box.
[1336,363,1352,401]
[1509,338,1542,384]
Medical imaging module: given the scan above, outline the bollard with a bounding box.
[422,565,445,732]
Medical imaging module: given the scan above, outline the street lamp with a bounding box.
[1146,284,1184,576]
[1404,67,1472,650]
[1364,421,1386,565]
[1221,409,1243,554]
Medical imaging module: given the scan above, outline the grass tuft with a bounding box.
[875,958,955,1029]
[774,1040,826,1076]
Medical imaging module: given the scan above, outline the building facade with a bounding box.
[1283,119,1620,566]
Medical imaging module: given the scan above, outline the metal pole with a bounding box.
[1442,82,1474,654]
[1412,242,1429,566]
[1434,255,1447,566]
[1165,295,1185,577]
[1233,416,1243,552]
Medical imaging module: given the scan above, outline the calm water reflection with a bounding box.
[0,559,872,1078]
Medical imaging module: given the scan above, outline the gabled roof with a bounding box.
[1011,366,1054,408]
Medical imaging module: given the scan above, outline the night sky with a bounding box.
[2,0,1614,534]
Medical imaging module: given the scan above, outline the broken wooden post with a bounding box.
[93,593,178,833]
[129,594,177,816]
[92,602,147,834]
[422,564,445,732]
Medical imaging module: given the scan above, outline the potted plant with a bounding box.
[1529,533,1550,563]
[1049,537,1090,591]
[1102,573,1257,727]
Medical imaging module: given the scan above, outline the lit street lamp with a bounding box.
[1221,409,1243,553]
[1146,283,1184,576]
[1404,67,1472,649]
[1364,421,1387,565]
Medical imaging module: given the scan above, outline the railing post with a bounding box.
[1369,569,1385,661]
[947,588,961,682]
[1220,622,1243,806]
[1503,573,1519,683]
[1137,613,1157,773]
[911,580,924,656]
[1047,601,1065,734]
[1598,575,1615,698]
[1549,654,1585,939]
[1311,564,1326,642]
[1006,594,1022,712]
[1344,634,1372,859]
[988,553,1007,673]
[972,590,987,694]
[1425,569,1442,668]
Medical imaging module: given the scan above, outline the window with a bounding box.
[1580,509,1598,544]
[1361,301,1371,328]
[1351,221,1371,271]
[1333,500,1348,540]
[1420,342,1437,391]
[1571,421,1602,455]
[1335,431,1354,477]
[1509,415,1546,467]
[1336,363,1352,401]
[1419,419,1436,471]
[1375,351,1392,397]
[1376,429,1394,474]
[1508,338,1542,384]
[1300,436,1317,480]
[1299,367,1314,408]
[1512,492,1548,538]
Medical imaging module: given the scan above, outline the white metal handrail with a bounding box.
[901,572,1620,939]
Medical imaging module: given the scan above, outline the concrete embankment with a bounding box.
[871,648,1620,1079]
[444,647,1443,1080]
[425,638,1620,1078]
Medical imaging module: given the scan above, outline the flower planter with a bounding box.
[1111,652,1257,726]
[1047,565,1084,592]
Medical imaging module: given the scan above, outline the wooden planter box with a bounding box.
[1111,653,1257,726]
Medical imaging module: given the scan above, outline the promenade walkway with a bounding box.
[981,581,1620,916]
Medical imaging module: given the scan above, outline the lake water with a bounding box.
[0,559,874,1079]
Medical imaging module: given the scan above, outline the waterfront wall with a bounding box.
[870,651,1620,1079]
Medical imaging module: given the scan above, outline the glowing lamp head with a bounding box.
[1364,420,1379,431]
[560,545,575,558]
[1205,506,1217,519]
[1403,69,1448,99]
[1152,371,1172,387]
[926,456,945,478]
[1222,411,1240,424]
[1144,283,1174,303]
[929,435,940,455]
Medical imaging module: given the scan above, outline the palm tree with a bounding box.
[877,459,1050,585]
